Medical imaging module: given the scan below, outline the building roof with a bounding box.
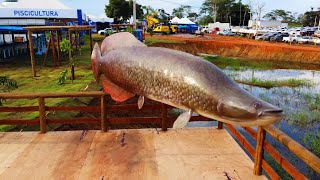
[0,26,26,32]
[0,0,71,9]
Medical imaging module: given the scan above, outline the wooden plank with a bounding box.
[78,130,159,179]
[0,132,38,175]
[47,118,100,124]
[0,129,267,179]
[38,97,46,133]
[56,31,61,66]
[108,104,163,111]
[0,106,38,112]
[0,119,39,125]
[51,131,96,179]
[225,124,280,179]
[27,30,36,77]
[263,125,320,174]
[46,105,100,112]
[109,117,161,124]
[153,128,266,179]
[89,30,93,52]
[161,103,167,131]
[50,31,57,66]
[218,121,223,129]
[0,91,104,99]
[43,34,51,67]
[100,95,107,132]
[243,127,307,179]
[0,132,76,179]
[254,127,266,175]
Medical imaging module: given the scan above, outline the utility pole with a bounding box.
[213,3,217,23]
[133,0,136,29]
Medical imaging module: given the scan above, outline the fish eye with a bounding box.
[252,102,261,109]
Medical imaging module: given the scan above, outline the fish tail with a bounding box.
[91,43,101,83]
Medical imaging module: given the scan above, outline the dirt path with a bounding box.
[148,34,320,64]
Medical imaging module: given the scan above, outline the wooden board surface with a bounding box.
[0,128,266,180]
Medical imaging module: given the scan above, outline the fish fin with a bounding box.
[173,109,193,129]
[101,75,135,102]
[101,32,146,56]
[138,95,144,109]
[91,43,101,83]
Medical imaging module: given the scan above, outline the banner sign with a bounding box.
[0,8,77,19]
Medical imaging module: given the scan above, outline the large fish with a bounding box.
[91,32,283,128]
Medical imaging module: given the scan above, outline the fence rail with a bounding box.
[0,91,319,178]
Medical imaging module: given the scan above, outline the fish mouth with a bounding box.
[258,109,283,118]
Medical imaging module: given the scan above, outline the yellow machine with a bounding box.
[146,12,177,34]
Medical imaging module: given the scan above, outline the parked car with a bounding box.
[201,26,209,33]
[98,28,116,36]
[298,36,314,44]
[283,34,302,43]
[255,33,265,40]
[300,30,315,36]
[263,33,279,41]
[271,33,289,42]
[226,31,236,36]
[313,38,320,45]
[315,30,320,38]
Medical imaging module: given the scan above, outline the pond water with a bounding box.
[221,68,320,178]
[186,67,320,178]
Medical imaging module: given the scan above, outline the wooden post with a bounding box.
[50,31,57,66]
[161,103,167,131]
[217,121,223,129]
[254,127,266,175]
[27,30,36,77]
[43,35,51,67]
[56,31,61,66]
[101,95,108,132]
[68,30,72,62]
[38,97,46,133]
[89,30,93,53]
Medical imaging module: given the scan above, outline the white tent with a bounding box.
[169,17,180,24]
[88,14,114,23]
[178,18,196,25]
[0,0,78,19]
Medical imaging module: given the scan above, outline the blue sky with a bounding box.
[11,0,320,18]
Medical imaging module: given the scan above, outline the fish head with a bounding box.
[216,92,284,126]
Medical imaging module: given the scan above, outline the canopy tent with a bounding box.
[0,26,27,32]
[0,0,79,19]
[88,14,114,23]
[169,17,180,24]
[178,18,196,25]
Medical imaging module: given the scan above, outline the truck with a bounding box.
[208,22,230,33]
[282,34,302,43]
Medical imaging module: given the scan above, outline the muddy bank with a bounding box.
[149,35,320,64]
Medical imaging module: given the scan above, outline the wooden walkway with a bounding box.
[0,128,266,180]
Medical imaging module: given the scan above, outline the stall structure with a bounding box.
[23,26,94,77]
[0,26,28,61]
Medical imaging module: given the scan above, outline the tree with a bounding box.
[263,9,294,22]
[200,0,250,26]
[172,5,192,18]
[105,0,144,23]
[302,9,320,26]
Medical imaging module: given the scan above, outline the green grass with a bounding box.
[91,34,106,43]
[145,37,185,46]
[0,40,101,131]
[302,131,320,157]
[235,78,312,89]
[203,56,320,70]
